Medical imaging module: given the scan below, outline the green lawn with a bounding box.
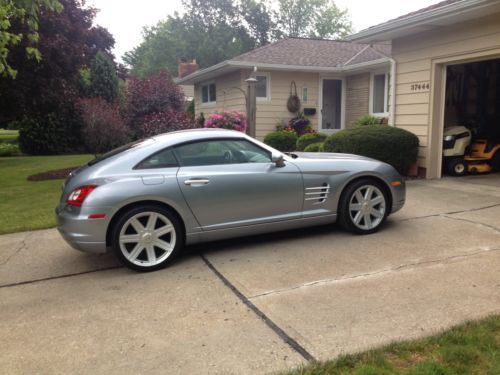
[282,315,500,375]
[0,154,93,234]
[0,129,19,144]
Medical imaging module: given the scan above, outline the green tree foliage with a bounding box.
[275,0,352,39]
[125,0,351,78]
[88,51,119,102]
[0,0,63,78]
[0,0,115,154]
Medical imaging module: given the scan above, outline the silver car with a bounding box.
[57,129,405,272]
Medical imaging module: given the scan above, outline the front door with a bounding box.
[321,79,343,131]
[174,138,303,230]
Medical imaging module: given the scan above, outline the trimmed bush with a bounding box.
[296,132,328,151]
[264,131,298,152]
[0,143,21,157]
[304,142,324,152]
[353,115,383,127]
[323,126,419,174]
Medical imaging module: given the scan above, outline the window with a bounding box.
[255,73,270,100]
[135,148,178,169]
[201,82,216,104]
[174,139,271,167]
[302,87,308,103]
[371,72,389,115]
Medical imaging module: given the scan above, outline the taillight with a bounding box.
[66,185,97,207]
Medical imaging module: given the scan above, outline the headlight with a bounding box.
[444,135,454,141]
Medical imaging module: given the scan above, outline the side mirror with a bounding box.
[271,153,285,168]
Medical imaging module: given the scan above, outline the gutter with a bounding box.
[348,0,498,42]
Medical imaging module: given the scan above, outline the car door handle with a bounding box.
[184,179,210,186]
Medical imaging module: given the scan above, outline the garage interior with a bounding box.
[442,58,500,176]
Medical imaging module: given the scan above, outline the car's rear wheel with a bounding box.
[111,205,183,272]
[338,179,388,234]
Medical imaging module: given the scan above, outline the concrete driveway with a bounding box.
[1,175,500,374]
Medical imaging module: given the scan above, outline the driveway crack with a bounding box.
[399,202,500,222]
[249,247,500,300]
[441,215,500,234]
[0,240,27,266]
[200,254,316,363]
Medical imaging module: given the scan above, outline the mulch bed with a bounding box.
[28,167,79,181]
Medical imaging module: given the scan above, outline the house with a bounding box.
[176,38,392,139]
[348,0,500,178]
[177,0,500,179]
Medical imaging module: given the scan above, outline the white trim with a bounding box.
[200,80,216,107]
[318,76,346,134]
[369,70,389,117]
[176,58,391,84]
[255,72,271,102]
[348,0,499,43]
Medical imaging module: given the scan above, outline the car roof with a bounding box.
[151,128,248,146]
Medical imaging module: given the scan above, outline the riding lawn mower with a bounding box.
[443,125,500,176]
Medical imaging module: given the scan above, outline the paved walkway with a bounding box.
[1,175,500,374]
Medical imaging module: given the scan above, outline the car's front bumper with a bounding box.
[56,205,112,254]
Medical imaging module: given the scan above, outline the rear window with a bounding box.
[87,139,153,166]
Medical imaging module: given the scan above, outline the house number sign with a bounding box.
[410,82,430,91]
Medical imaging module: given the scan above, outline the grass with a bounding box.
[0,154,93,234]
[281,315,500,375]
[0,129,19,144]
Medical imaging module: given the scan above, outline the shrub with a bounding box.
[78,98,131,154]
[288,112,313,136]
[296,132,328,151]
[142,111,197,137]
[204,111,246,132]
[304,142,324,152]
[264,131,298,152]
[18,112,82,155]
[126,70,184,136]
[323,126,419,174]
[0,143,21,157]
[353,115,383,127]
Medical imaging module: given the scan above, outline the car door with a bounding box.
[174,138,303,230]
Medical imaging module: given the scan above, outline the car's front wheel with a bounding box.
[338,179,388,234]
[111,205,183,272]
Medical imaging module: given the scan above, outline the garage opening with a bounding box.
[442,58,500,176]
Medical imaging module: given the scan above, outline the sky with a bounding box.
[87,0,442,62]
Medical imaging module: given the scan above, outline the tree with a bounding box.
[275,0,352,39]
[0,0,115,153]
[88,51,119,102]
[125,69,184,137]
[124,0,352,78]
[0,0,63,78]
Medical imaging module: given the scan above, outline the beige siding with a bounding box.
[251,70,320,139]
[345,73,370,127]
[393,13,500,173]
[194,71,245,118]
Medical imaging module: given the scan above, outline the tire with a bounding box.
[446,157,467,176]
[338,179,389,235]
[111,205,184,272]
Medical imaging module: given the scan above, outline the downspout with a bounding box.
[389,57,397,126]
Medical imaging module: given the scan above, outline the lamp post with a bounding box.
[245,77,257,138]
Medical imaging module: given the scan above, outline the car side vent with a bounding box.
[305,183,330,205]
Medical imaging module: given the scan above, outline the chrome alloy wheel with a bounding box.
[348,185,386,231]
[118,212,176,267]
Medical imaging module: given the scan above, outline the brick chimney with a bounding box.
[178,59,199,78]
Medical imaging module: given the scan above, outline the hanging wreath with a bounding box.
[287,81,301,113]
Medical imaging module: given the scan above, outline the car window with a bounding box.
[135,148,178,169]
[174,139,271,167]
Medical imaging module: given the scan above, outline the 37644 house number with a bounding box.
[410,82,430,91]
